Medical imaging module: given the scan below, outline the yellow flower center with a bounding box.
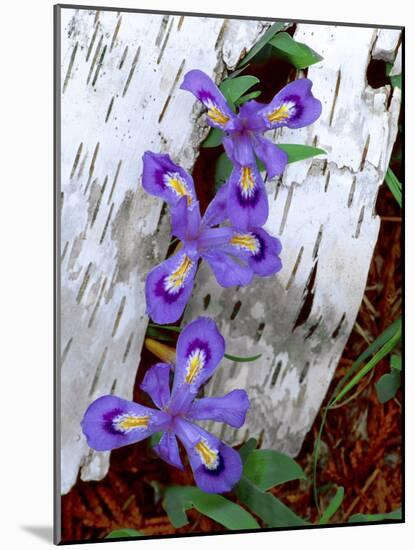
[166,174,193,205]
[195,440,219,469]
[115,414,149,432]
[230,233,259,253]
[208,106,230,126]
[165,255,193,293]
[185,349,206,384]
[267,102,293,123]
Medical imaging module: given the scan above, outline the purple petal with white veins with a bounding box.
[140,363,172,410]
[81,395,170,451]
[145,251,198,324]
[202,182,230,227]
[188,389,250,428]
[173,418,243,493]
[229,227,282,277]
[201,248,253,288]
[258,78,322,130]
[180,69,235,130]
[252,135,288,178]
[227,163,268,230]
[154,431,184,470]
[142,151,196,207]
[172,317,225,393]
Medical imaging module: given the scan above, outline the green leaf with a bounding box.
[150,431,163,447]
[239,438,258,463]
[330,319,402,407]
[106,528,145,539]
[220,75,260,107]
[390,73,402,89]
[349,509,402,523]
[318,486,344,524]
[202,128,223,148]
[391,354,402,371]
[215,152,233,190]
[235,476,309,527]
[386,62,402,89]
[224,352,262,363]
[385,168,402,207]
[146,326,175,342]
[163,486,260,530]
[278,144,326,164]
[269,32,323,69]
[331,317,402,399]
[243,450,306,491]
[235,91,261,106]
[375,369,401,403]
[238,22,287,67]
[149,323,181,333]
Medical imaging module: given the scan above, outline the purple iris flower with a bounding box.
[142,151,282,324]
[81,317,250,494]
[180,70,322,230]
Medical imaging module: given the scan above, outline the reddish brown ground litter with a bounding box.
[61,178,402,542]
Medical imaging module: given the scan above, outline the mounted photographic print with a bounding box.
[54,4,404,544]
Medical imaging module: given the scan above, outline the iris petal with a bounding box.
[229,227,282,277]
[154,431,184,470]
[142,151,196,207]
[258,78,322,130]
[81,395,170,451]
[145,251,198,324]
[188,389,250,428]
[172,317,225,393]
[140,363,172,410]
[180,69,235,130]
[227,163,269,230]
[252,135,288,178]
[173,418,243,493]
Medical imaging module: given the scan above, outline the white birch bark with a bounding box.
[183,25,401,454]
[59,7,269,494]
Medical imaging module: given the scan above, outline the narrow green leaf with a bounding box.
[106,528,145,539]
[349,509,402,523]
[318,486,344,524]
[375,369,401,403]
[278,144,326,164]
[331,317,402,399]
[163,486,260,530]
[235,90,261,106]
[390,73,402,89]
[243,450,306,491]
[269,32,323,69]
[202,128,223,148]
[146,326,175,342]
[391,354,402,371]
[235,477,309,527]
[149,323,181,333]
[239,438,258,463]
[150,431,163,447]
[215,152,233,190]
[385,168,402,207]
[224,352,262,363]
[238,22,286,67]
[220,76,260,106]
[330,320,401,407]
